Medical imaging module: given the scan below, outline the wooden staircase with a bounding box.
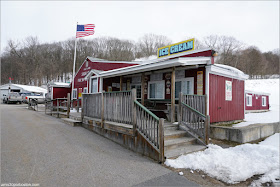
[164,121,206,159]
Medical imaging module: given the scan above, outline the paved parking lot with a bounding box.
[1,104,197,186]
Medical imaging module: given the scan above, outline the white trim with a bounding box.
[148,80,165,99]
[206,68,210,115]
[99,77,103,92]
[206,64,249,80]
[246,94,252,106]
[262,96,267,106]
[51,87,53,100]
[84,69,104,80]
[90,78,98,93]
[72,88,77,99]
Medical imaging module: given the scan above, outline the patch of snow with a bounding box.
[165,133,279,185]
[70,109,77,113]
[190,170,194,173]
[133,55,157,62]
[179,171,183,176]
[233,79,279,127]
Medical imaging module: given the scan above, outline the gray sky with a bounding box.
[1,1,279,52]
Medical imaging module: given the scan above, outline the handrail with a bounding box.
[181,102,206,118]
[134,100,159,121]
[134,100,164,162]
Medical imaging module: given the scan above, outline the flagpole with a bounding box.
[72,22,78,100]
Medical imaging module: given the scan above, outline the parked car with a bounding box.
[20,92,35,103]
[26,93,46,104]
[3,92,22,104]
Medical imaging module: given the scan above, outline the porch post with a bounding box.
[120,76,123,91]
[171,67,176,123]
[141,73,145,105]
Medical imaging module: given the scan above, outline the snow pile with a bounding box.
[165,133,279,185]
[233,79,279,127]
[133,55,157,62]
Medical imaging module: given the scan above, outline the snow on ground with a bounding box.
[233,79,279,127]
[165,133,280,185]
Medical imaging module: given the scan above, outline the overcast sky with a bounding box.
[1,1,279,52]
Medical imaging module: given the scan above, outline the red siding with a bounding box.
[74,58,138,92]
[245,94,269,110]
[209,74,245,123]
[53,87,71,99]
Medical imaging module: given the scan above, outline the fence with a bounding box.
[182,94,206,115]
[82,89,165,162]
[104,91,132,124]
[83,93,102,119]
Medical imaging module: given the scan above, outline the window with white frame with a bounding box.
[131,84,141,99]
[262,96,266,106]
[246,94,252,106]
[91,78,98,93]
[175,77,194,98]
[84,87,88,93]
[72,89,77,99]
[148,80,165,99]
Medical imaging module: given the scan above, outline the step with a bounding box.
[61,118,82,127]
[164,123,179,130]
[164,129,188,140]
[165,144,206,159]
[164,137,197,151]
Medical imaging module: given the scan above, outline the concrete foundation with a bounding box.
[210,122,280,143]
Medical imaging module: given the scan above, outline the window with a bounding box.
[262,96,266,106]
[91,78,98,93]
[84,87,88,93]
[148,80,164,99]
[72,89,77,99]
[131,84,141,99]
[246,94,252,106]
[175,78,194,98]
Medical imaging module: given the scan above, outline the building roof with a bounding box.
[48,82,71,88]
[206,64,249,80]
[96,56,212,78]
[245,90,270,96]
[0,83,47,93]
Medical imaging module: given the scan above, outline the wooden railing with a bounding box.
[83,93,102,119]
[179,93,210,145]
[104,91,132,124]
[45,93,71,118]
[182,94,206,115]
[134,100,164,162]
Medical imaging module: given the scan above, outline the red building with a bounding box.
[86,48,249,124]
[47,82,71,100]
[245,90,270,112]
[72,57,139,99]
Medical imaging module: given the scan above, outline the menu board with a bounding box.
[197,71,203,95]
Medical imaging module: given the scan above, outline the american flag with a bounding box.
[76,24,95,38]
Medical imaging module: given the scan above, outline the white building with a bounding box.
[0,84,47,99]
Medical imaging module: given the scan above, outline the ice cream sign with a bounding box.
[157,38,194,58]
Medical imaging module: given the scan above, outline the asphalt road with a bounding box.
[1,104,198,187]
